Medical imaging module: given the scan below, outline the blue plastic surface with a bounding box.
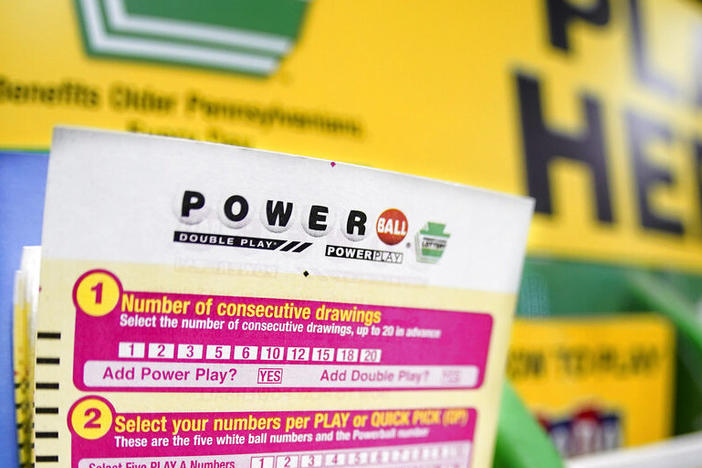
[0,151,49,465]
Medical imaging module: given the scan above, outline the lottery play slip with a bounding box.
[32,128,533,467]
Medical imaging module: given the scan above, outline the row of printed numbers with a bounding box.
[118,342,382,363]
[251,444,466,468]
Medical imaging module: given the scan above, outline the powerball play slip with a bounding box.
[33,127,533,468]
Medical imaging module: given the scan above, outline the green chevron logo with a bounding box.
[74,0,311,76]
[415,222,450,264]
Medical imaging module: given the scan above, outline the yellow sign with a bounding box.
[2,1,702,270]
[507,316,675,457]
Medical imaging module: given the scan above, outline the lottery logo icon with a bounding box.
[74,0,311,76]
[415,222,450,264]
